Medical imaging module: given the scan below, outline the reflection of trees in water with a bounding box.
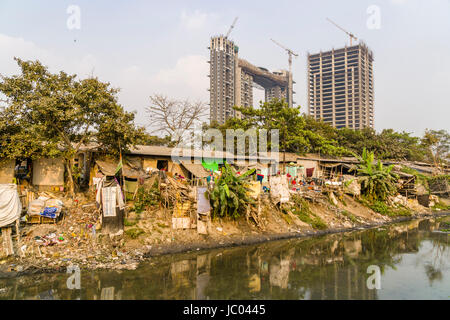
[413,218,449,284]
[424,264,443,286]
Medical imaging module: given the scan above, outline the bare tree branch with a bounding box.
[146,94,208,145]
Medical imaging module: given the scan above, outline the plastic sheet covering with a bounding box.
[269,175,290,203]
[28,199,45,216]
[0,184,21,227]
[197,187,211,214]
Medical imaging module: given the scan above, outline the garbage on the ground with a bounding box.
[172,217,191,229]
[247,181,261,199]
[33,232,66,246]
[27,196,63,223]
[325,181,342,186]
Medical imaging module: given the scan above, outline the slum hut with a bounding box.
[0,142,95,192]
[230,153,273,182]
[0,159,15,184]
[264,152,300,176]
[0,157,63,212]
[393,170,417,199]
[0,157,64,192]
[295,155,359,180]
[267,152,322,180]
[125,145,215,185]
[31,158,65,191]
[90,157,148,196]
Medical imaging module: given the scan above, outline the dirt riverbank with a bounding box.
[1,191,449,278]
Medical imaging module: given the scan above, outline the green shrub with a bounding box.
[367,200,411,217]
[291,195,328,230]
[341,210,358,223]
[125,228,145,239]
[133,180,160,213]
[124,218,137,226]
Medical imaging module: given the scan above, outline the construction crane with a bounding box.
[270,38,298,108]
[225,17,238,39]
[326,18,358,46]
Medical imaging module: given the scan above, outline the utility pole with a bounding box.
[270,38,298,108]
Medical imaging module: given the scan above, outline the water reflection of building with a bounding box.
[269,258,290,289]
[166,253,213,300]
[195,254,211,300]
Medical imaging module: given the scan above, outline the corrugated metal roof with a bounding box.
[95,159,146,179]
[126,145,234,160]
[180,162,210,178]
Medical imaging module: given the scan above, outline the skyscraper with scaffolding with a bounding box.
[208,36,293,125]
[307,42,374,129]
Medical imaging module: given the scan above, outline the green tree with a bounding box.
[209,99,347,172]
[140,133,173,146]
[422,129,450,169]
[0,58,144,194]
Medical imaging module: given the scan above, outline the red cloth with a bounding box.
[306,167,315,177]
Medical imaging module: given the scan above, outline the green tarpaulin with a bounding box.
[202,159,219,172]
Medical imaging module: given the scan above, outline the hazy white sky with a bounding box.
[0,0,449,136]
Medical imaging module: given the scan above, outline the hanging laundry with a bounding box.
[306,167,315,178]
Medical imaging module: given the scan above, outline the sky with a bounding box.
[0,0,449,136]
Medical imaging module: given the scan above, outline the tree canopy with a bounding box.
[206,99,449,167]
[209,99,348,157]
[0,58,144,193]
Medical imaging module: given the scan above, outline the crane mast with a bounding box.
[270,38,298,108]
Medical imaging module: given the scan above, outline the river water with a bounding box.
[1,216,449,300]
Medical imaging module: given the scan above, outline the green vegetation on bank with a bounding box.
[133,180,160,213]
[290,195,328,230]
[358,198,412,217]
[341,210,358,223]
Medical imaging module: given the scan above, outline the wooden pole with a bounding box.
[118,140,126,205]
[2,227,14,257]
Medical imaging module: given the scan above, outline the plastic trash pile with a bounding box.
[27,196,63,220]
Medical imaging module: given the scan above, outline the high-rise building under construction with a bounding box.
[307,42,374,129]
[209,36,293,125]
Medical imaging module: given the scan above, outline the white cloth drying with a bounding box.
[0,184,22,227]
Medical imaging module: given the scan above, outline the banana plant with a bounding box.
[352,148,399,201]
[207,162,256,219]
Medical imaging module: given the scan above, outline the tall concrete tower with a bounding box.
[307,42,374,129]
[209,36,293,125]
[208,36,239,124]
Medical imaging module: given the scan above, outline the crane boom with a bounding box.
[225,17,238,38]
[270,38,298,56]
[326,18,358,45]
